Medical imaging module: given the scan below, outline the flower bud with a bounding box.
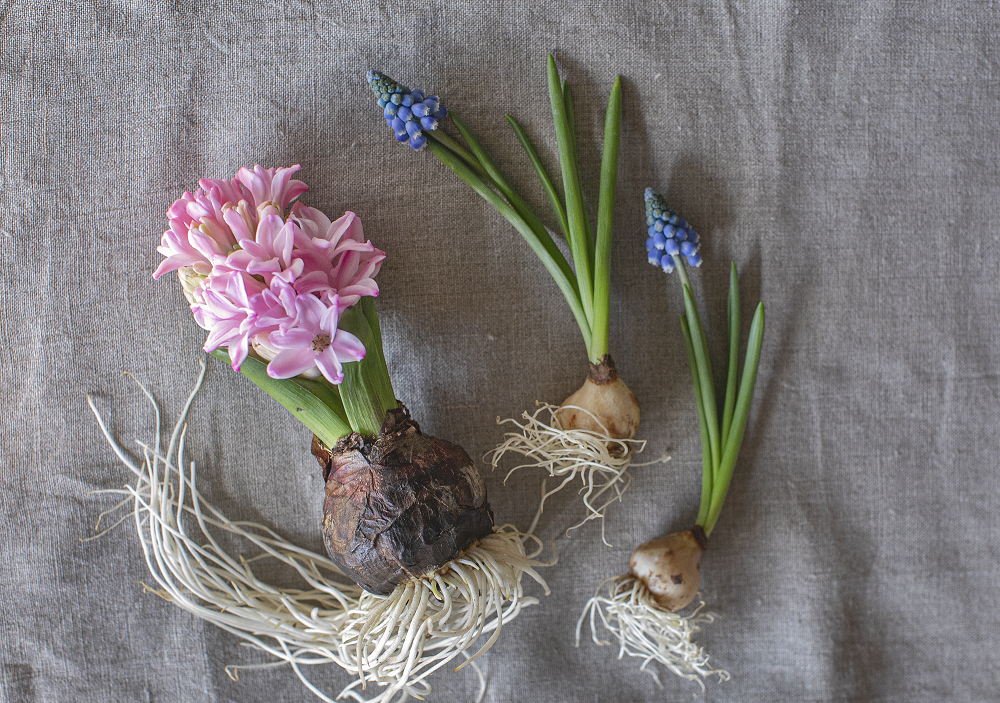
[177,266,206,305]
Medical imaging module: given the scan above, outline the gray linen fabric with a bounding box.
[3,1,1000,701]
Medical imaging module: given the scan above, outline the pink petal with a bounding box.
[332,329,366,363]
[269,327,316,349]
[314,348,345,385]
[255,213,284,254]
[153,254,195,279]
[203,323,241,353]
[223,207,255,242]
[294,294,328,329]
[292,203,332,238]
[266,348,318,379]
[274,221,298,267]
[292,270,332,296]
[272,257,304,284]
[320,295,341,333]
[228,336,250,371]
[322,211,356,248]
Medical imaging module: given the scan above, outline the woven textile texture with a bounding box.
[3,1,999,701]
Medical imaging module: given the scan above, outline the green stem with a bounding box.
[674,255,692,293]
[424,127,489,179]
[590,77,622,361]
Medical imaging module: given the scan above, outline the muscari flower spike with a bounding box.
[366,70,448,152]
[644,187,702,273]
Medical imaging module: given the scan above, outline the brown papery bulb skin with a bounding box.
[556,354,640,445]
[629,527,707,611]
[313,407,494,595]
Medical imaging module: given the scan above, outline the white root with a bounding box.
[490,403,661,545]
[87,363,550,703]
[575,574,729,689]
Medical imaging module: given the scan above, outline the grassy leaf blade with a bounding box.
[681,316,714,527]
[591,76,622,360]
[449,113,559,249]
[436,120,591,356]
[358,297,398,413]
[548,55,595,333]
[505,114,569,240]
[720,262,741,447]
[338,305,394,436]
[705,302,765,535]
[425,135,593,355]
[682,283,721,471]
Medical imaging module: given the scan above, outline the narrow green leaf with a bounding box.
[358,297,398,413]
[548,55,594,331]
[338,303,397,436]
[720,262,741,447]
[562,81,596,273]
[210,350,351,447]
[425,134,593,357]
[681,282,721,472]
[705,302,765,536]
[590,76,622,361]
[505,114,569,240]
[681,316,714,528]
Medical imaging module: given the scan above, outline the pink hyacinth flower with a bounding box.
[194,271,283,371]
[154,186,239,279]
[154,166,382,384]
[237,165,308,215]
[292,205,386,310]
[265,293,366,385]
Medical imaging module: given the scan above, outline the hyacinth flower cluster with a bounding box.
[368,70,448,151]
[153,165,385,388]
[644,187,702,273]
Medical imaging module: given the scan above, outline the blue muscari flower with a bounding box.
[367,70,448,152]
[643,187,702,272]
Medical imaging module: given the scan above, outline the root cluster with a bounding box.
[88,364,548,702]
[576,574,729,688]
[490,403,653,544]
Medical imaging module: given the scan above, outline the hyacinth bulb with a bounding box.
[629,527,707,611]
[313,407,495,594]
[556,355,640,449]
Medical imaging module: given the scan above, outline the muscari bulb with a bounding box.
[629,527,707,611]
[557,355,640,449]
